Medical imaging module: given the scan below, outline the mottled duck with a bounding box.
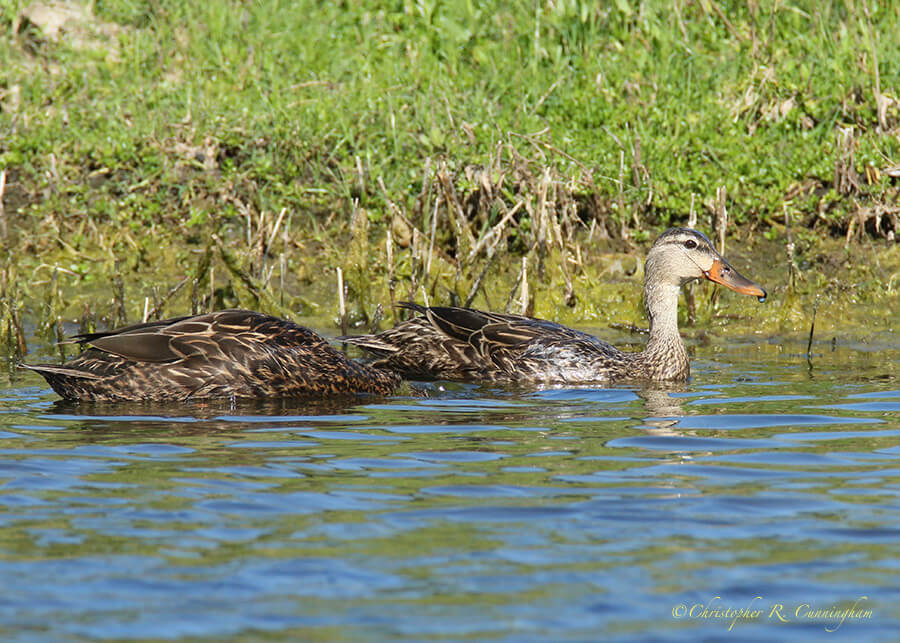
[24,309,399,401]
[339,228,766,383]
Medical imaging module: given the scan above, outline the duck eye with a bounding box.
[683,239,697,249]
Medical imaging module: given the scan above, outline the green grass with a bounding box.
[1,0,898,350]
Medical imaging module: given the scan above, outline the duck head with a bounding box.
[645,228,767,300]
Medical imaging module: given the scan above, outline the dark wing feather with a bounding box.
[478,320,555,346]
[71,315,195,344]
[424,306,490,341]
[85,332,183,362]
[21,363,104,380]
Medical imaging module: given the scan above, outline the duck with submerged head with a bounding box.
[339,228,767,383]
[24,309,400,402]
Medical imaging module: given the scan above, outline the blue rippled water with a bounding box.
[0,333,897,641]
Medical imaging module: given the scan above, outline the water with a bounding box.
[1,331,898,641]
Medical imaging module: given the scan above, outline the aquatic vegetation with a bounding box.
[1,1,898,349]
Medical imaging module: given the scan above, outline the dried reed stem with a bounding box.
[0,169,6,244]
[704,0,743,41]
[715,185,727,255]
[386,227,396,315]
[209,266,215,312]
[279,253,285,307]
[424,197,438,285]
[336,266,347,336]
[10,301,27,358]
[806,294,820,357]
[189,246,213,315]
[113,260,127,326]
[370,303,383,334]
[467,200,523,263]
[355,155,366,197]
[147,276,190,320]
[464,249,497,308]
[506,257,530,315]
[560,249,576,307]
[784,204,797,289]
[617,150,626,238]
[256,208,266,278]
[684,192,698,324]
[408,228,420,305]
[266,207,288,256]
[2,265,27,358]
[54,314,65,362]
[711,186,728,309]
[214,234,285,314]
[835,127,859,196]
[861,2,888,131]
[438,165,474,264]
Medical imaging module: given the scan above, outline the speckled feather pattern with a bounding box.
[25,310,400,401]
[341,304,662,383]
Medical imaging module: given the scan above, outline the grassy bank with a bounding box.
[1,1,898,358]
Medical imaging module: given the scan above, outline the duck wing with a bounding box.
[342,303,613,382]
[415,305,575,352]
[73,309,307,364]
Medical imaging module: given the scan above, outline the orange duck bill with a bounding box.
[703,258,767,300]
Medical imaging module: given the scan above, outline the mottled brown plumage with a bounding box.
[24,309,399,401]
[340,228,766,384]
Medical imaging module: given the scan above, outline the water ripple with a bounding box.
[2,342,898,641]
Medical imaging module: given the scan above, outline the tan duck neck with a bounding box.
[641,280,689,377]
